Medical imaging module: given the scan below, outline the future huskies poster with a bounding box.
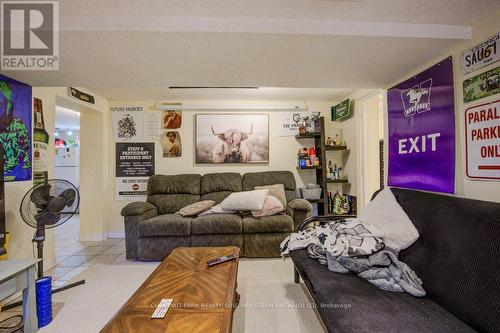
[387,57,455,194]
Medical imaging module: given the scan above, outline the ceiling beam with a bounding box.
[60,16,472,40]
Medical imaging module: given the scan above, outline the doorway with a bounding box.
[359,91,385,209]
[54,106,81,251]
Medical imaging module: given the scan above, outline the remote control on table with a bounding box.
[207,254,238,267]
[151,298,173,319]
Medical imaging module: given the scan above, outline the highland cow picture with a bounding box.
[195,114,269,164]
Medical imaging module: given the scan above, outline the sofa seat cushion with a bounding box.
[243,214,294,234]
[138,214,192,237]
[192,214,242,234]
[290,249,475,333]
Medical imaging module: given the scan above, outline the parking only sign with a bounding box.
[465,99,500,180]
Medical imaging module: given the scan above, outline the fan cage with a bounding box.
[20,179,80,229]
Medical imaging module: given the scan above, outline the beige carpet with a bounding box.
[36,257,326,333]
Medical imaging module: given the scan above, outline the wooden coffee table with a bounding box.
[100,246,240,333]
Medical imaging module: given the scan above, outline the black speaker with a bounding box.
[0,144,6,256]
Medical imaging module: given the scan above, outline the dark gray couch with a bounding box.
[291,188,500,333]
[122,171,312,261]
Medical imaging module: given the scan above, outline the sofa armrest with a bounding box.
[287,199,313,212]
[287,199,313,230]
[121,202,158,259]
[121,201,157,217]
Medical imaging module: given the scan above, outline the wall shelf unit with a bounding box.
[295,116,355,216]
[296,166,322,170]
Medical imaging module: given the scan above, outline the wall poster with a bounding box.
[111,105,144,141]
[277,111,308,137]
[33,98,50,186]
[115,142,155,201]
[463,65,500,103]
[0,75,32,182]
[465,99,500,180]
[387,57,455,194]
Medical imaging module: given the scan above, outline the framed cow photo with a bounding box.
[195,114,269,164]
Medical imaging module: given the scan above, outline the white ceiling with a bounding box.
[4,0,499,95]
[59,0,496,25]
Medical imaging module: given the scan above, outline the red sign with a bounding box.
[465,99,500,180]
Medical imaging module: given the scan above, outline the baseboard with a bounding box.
[79,233,107,242]
[107,231,125,239]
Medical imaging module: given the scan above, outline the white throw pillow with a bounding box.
[220,190,269,211]
[251,195,284,217]
[359,188,419,253]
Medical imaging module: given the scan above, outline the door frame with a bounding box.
[356,89,387,210]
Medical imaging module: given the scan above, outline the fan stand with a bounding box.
[1,226,86,311]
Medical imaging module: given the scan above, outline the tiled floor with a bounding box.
[50,216,126,288]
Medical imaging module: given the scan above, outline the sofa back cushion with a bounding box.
[147,174,201,214]
[200,173,242,204]
[392,188,500,333]
[242,171,297,202]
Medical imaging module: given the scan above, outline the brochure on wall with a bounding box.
[277,111,307,136]
[464,99,500,181]
[111,105,144,142]
[461,32,499,75]
[0,74,32,182]
[387,57,455,194]
[143,111,162,141]
[463,65,500,103]
[115,142,155,201]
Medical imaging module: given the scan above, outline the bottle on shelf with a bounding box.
[309,147,316,166]
[339,167,345,180]
[335,134,342,146]
[328,192,333,214]
[333,164,339,180]
[298,149,307,168]
[326,136,333,146]
[328,161,333,179]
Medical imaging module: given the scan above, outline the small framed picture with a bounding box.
[161,131,181,157]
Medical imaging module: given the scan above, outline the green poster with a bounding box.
[463,66,500,103]
[331,99,351,121]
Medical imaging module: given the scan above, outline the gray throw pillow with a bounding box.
[177,200,215,217]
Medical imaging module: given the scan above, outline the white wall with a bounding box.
[385,9,500,203]
[3,87,109,268]
[106,100,339,235]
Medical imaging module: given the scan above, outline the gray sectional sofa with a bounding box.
[121,171,313,261]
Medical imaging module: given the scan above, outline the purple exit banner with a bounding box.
[387,57,455,194]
